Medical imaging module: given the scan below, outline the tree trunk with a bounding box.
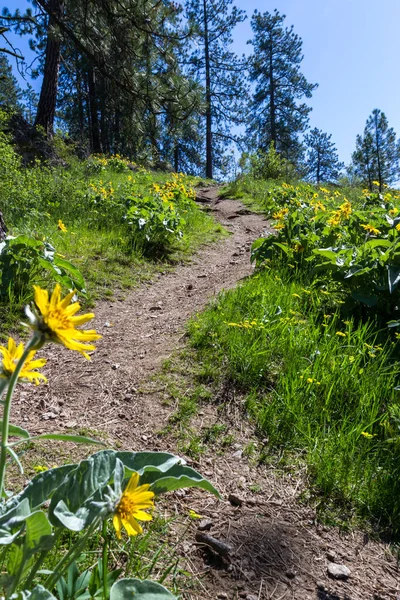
[0,210,7,241]
[75,59,85,144]
[268,40,276,146]
[87,65,102,153]
[99,78,109,154]
[34,0,63,135]
[203,0,213,179]
[174,142,179,172]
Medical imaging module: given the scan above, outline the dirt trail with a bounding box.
[13,188,399,599]
[15,187,267,439]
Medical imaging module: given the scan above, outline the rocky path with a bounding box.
[13,188,400,599]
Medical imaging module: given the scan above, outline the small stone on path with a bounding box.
[327,562,351,580]
[228,493,244,506]
[197,519,213,531]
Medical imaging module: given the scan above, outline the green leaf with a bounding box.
[16,465,76,511]
[0,498,31,544]
[312,248,337,261]
[115,452,219,497]
[365,239,392,249]
[53,256,86,290]
[11,585,57,600]
[110,578,176,600]
[48,452,120,529]
[25,511,53,551]
[52,501,92,532]
[7,446,23,474]
[273,242,290,255]
[0,422,30,439]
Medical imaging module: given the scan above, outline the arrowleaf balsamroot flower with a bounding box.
[0,337,47,384]
[27,284,101,359]
[57,219,67,232]
[113,472,155,538]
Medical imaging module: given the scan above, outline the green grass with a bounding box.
[187,266,400,536]
[0,150,224,332]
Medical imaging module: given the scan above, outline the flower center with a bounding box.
[116,494,136,519]
[46,308,71,331]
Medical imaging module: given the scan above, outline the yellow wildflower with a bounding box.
[360,224,381,235]
[360,431,376,439]
[272,208,289,220]
[57,219,67,233]
[28,284,101,359]
[273,223,285,231]
[372,181,380,187]
[0,337,47,384]
[189,509,202,519]
[113,472,154,538]
[395,224,400,232]
[389,208,398,217]
[336,332,346,337]
[33,465,48,473]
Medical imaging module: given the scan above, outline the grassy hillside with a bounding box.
[0,121,223,332]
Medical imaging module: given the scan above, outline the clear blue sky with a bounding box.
[5,0,400,167]
[234,0,400,165]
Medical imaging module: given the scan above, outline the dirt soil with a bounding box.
[12,187,400,599]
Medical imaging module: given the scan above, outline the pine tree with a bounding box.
[0,54,22,108]
[185,0,247,179]
[247,9,317,165]
[304,128,343,184]
[351,109,400,191]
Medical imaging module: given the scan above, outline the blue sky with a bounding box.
[5,0,400,166]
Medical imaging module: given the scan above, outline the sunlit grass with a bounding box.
[188,266,400,535]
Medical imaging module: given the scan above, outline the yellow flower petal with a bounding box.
[31,284,101,359]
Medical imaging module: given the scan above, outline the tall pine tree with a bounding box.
[185,0,247,178]
[304,128,343,184]
[0,54,22,108]
[351,109,400,191]
[247,9,317,165]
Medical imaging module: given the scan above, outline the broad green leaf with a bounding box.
[0,498,31,544]
[25,511,53,551]
[115,452,219,497]
[110,578,176,600]
[312,248,337,261]
[387,320,400,328]
[54,256,86,290]
[115,452,185,475]
[250,238,265,252]
[49,452,120,529]
[10,585,57,600]
[52,501,92,531]
[365,238,392,249]
[273,242,290,255]
[16,465,76,511]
